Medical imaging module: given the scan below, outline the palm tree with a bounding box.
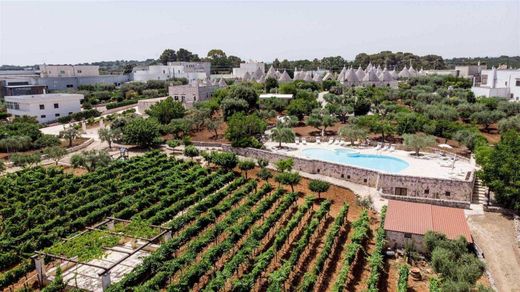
[270,125,295,148]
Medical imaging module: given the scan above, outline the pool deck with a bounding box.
[265,141,475,181]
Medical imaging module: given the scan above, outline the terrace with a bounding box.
[265,140,475,181]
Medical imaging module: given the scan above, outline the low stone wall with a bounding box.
[67,138,94,153]
[192,141,228,148]
[223,146,475,206]
[381,194,471,209]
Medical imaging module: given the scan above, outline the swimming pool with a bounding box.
[301,148,409,173]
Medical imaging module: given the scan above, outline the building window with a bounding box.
[515,79,520,86]
[363,178,368,183]
[39,104,45,110]
[341,174,344,178]
[54,103,59,109]
[41,115,46,118]
[60,70,65,74]
[66,84,74,88]
[55,113,60,117]
[77,70,82,73]
[404,233,412,239]
[424,189,430,194]
[347,175,351,179]
[69,112,73,115]
[445,191,451,196]
[395,187,407,196]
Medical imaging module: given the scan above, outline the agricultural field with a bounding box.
[0,151,404,292]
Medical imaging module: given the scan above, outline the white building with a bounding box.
[5,93,83,123]
[132,62,210,83]
[233,61,265,79]
[168,82,220,108]
[471,68,520,101]
[39,65,99,77]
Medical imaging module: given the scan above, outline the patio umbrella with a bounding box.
[438,144,452,149]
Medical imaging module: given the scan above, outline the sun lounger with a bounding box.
[381,145,389,151]
[389,146,395,152]
[316,137,321,144]
[335,138,341,145]
[328,137,334,145]
[295,138,299,145]
[302,138,307,145]
[373,144,382,150]
[339,139,345,146]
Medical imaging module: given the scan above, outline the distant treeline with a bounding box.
[445,56,520,69]
[2,51,519,75]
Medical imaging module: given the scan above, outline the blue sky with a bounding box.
[1,0,519,65]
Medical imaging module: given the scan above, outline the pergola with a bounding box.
[33,217,171,291]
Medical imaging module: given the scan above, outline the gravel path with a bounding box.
[467,212,520,292]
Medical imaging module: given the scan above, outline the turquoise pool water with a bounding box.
[302,148,409,173]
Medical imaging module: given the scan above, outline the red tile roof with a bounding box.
[384,200,473,243]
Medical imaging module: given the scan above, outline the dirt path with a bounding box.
[467,212,520,292]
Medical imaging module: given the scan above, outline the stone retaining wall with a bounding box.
[67,138,94,153]
[381,194,471,209]
[223,145,475,206]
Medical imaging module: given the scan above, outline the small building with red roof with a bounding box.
[384,200,473,252]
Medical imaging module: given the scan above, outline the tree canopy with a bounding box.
[478,130,520,213]
[146,97,185,124]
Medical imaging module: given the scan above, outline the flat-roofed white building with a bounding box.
[471,68,520,101]
[5,93,83,123]
[39,65,99,77]
[132,62,210,83]
[168,82,219,108]
[259,93,293,99]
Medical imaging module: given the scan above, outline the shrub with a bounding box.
[182,145,198,157]
[167,139,181,148]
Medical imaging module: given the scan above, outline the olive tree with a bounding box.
[59,126,82,147]
[403,133,436,156]
[306,109,337,136]
[339,125,368,146]
[308,179,330,199]
[43,146,67,165]
[71,150,111,172]
[238,159,255,179]
[98,127,122,149]
[275,171,301,192]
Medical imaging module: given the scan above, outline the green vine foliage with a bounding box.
[45,230,121,262]
[114,219,158,239]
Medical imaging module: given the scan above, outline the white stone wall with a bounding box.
[386,230,426,253]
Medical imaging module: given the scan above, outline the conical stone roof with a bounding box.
[313,72,322,82]
[398,66,411,78]
[345,68,359,82]
[363,69,380,82]
[379,68,394,82]
[303,72,313,82]
[356,66,365,80]
[278,70,292,82]
[322,72,333,81]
